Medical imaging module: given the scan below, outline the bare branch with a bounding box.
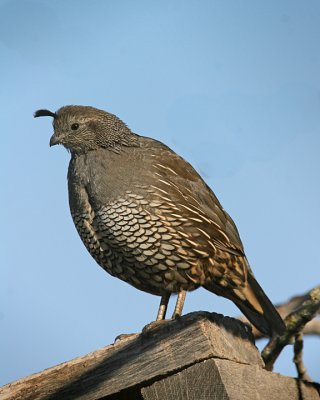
[261,286,320,372]
[293,332,312,381]
[303,318,320,336]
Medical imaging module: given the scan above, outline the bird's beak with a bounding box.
[50,134,61,147]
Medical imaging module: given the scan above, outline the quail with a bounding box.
[35,105,285,337]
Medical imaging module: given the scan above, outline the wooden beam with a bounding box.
[1,312,319,399]
[142,359,320,400]
[0,312,259,399]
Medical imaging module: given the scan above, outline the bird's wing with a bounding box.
[140,138,245,257]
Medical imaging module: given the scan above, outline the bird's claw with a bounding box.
[113,333,137,343]
[142,319,170,333]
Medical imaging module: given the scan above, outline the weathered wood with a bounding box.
[142,359,320,400]
[1,311,319,400]
[0,312,260,399]
[141,359,228,400]
[214,358,319,400]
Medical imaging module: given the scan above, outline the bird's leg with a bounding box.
[142,293,171,332]
[172,289,186,319]
[156,292,170,321]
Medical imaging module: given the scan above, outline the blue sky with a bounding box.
[1,0,319,386]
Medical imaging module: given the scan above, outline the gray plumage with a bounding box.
[34,105,285,337]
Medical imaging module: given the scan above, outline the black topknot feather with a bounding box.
[34,109,57,118]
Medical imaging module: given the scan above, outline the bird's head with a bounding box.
[34,105,136,155]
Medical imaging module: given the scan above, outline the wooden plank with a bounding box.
[142,359,320,400]
[141,359,228,400]
[214,358,320,400]
[0,312,262,399]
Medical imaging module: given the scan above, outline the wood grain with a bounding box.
[1,312,319,400]
[142,359,320,400]
[0,312,260,399]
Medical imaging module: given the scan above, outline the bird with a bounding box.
[34,105,285,337]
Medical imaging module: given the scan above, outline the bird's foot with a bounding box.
[142,319,170,333]
[171,312,182,320]
[113,333,137,344]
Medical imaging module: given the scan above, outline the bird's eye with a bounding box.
[71,123,79,131]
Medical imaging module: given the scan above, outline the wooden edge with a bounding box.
[0,312,263,399]
[142,359,320,400]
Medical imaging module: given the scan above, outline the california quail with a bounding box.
[35,105,285,337]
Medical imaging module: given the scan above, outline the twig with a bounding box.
[303,318,320,336]
[261,286,320,372]
[293,332,312,381]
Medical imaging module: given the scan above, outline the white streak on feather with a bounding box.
[150,185,169,195]
[158,178,172,187]
[196,227,211,239]
[156,163,178,176]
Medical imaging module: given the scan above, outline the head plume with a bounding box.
[34,109,57,118]
[34,105,139,155]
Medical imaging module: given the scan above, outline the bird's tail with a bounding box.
[232,272,286,337]
[205,257,286,337]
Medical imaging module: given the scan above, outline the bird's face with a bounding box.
[34,105,132,155]
[50,108,98,154]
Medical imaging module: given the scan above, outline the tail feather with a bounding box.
[234,273,286,337]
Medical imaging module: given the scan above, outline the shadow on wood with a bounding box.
[1,312,319,399]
